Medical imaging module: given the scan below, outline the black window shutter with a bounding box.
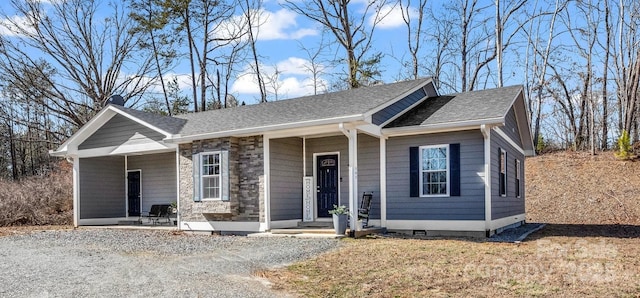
[450,144,461,196]
[409,147,419,197]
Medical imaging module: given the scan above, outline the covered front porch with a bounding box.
[73,151,179,226]
[265,122,387,231]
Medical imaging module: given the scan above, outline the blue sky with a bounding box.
[0,0,529,105]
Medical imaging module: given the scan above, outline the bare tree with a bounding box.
[283,0,391,89]
[163,0,244,111]
[523,0,564,150]
[400,0,427,80]
[240,0,267,102]
[0,0,157,127]
[300,38,328,95]
[612,0,640,140]
[601,0,611,149]
[424,7,455,92]
[495,0,529,88]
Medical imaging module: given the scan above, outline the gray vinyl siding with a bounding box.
[305,135,349,206]
[79,156,125,218]
[79,114,166,149]
[371,87,426,125]
[127,152,177,213]
[490,130,525,219]
[503,107,522,148]
[357,134,381,219]
[386,130,485,221]
[270,137,303,221]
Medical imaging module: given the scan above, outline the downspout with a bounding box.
[481,125,492,235]
[379,136,387,227]
[339,123,358,232]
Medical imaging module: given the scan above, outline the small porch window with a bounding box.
[515,159,521,198]
[499,148,507,197]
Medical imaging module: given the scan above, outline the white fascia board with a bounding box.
[73,143,176,158]
[382,117,504,137]
[166,114,365,143]
[49,149,68,157]
[356,123,383,137]
[493,127,526,155]
[51,105,176,157]
[501,87,535,155]
[362,79,434,119]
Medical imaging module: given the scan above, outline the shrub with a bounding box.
[615,130,634,160]
[0,161,73,226]
[536,133,547,153]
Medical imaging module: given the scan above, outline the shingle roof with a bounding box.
[173,78,431,136]
[110,104,187,135]
[385,85,523,128]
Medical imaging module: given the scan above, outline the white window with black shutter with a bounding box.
[499,148,507,197]
[410,144,460,197]
[192,151,230,201]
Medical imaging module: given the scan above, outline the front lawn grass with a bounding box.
[263,224,640,297]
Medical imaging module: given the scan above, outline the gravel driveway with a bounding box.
[0,229,340,297]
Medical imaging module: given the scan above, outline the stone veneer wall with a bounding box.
[178,136,264,222]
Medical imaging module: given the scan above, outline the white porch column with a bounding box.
[481,125,492,232]
[348,129,358,230]
[263,135,271,231]
[339,123,358,230]
[379,137,387,227]
[72,156,79,228]
[175,147,181,229]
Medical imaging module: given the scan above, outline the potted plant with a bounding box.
[169,202,178,225]
[328,204,348,235]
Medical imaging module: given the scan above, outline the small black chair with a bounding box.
[358,192,373,227]
[141,204,171,225]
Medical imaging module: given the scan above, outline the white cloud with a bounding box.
[370,4,414,29]
[230,58,328,100]
[258,9,318,40]
[0,15,36,37]
[276,57,322,75]
[213,8,318,42]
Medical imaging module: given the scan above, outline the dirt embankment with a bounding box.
[526,151,640,225]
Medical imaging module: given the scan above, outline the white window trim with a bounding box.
[419,144,450,197]
[499,148,507,197]
[515,159,521,198]
[201,151,222,201]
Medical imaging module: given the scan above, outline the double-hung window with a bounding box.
[420,145,449,196]
[201,152,221,200]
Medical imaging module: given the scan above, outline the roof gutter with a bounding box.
[382,117,504,137]
[165,114,365,144]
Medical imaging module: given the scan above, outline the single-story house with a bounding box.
[51,78,534,237]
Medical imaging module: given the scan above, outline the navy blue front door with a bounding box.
[316,154,338,218]
[127,171,141,217]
